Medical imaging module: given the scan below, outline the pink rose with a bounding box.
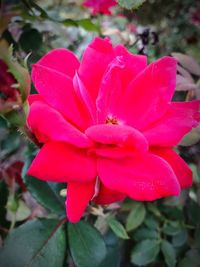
[83,0,117,15]
[27,37,200,223]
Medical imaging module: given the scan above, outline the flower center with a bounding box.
[106,116,118,125]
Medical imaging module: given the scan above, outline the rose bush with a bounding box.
[27,37,200,223]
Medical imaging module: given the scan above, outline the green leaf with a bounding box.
[99,231,122,267]
[117,0,146,10]
[144,215,159,230]
[172,229,187,247]
[131,239,160,266]
[77,19,100,32]
[24,0,49,18]
[0,218,66,267]
[178,249,200,267]
[22,157,65,215]
[108,218,129,240]
[133,227,159,241]
[161,240,176,267]
[162,221,181,236]
[147,203,162,217]
[126,202,146,231]
[68,221,106,267]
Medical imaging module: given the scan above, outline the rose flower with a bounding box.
[83,0,117,15]
[27,37,200,222]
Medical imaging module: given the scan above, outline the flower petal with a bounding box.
[35,48,80,78]
[73,72,96,123]
[115,57,177,129]
[93,183,125,205]
[114,44,147,89]
[150,147,192,188]
[27,100,92,148]
[143,101,200,146]
[28,142,97,183]
[32,64,91,130]
[85,124,148,152]
[28,94,44,105]
[78,37,114,101]
[96,47,147,123]
[95,146,137,159]
[98,153,180,201]
[66,180,95,223]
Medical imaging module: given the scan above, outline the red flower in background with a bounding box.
[191,7,200,26]
[0,161,26,192]
[0,59,20,113]
[83,0,117,15]
[27,37,200,223]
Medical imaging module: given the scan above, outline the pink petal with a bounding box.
[95,146,138,159]
[98,152,180,201]
[143,101,200,146]
[85,124,148,152]
[66,180,95,223]
[28,94,44,105]
[150,147,192,188]
[27,100,92,148]
[78,37,114,102]
[73,72,96,123]
[114,57,177,130]
[96,46,147,123]
[96,56,126,123]
[35,48,80,78]
[114,44,147,89]
[32,64,92,130]
[93,183,125,205]
[28,142,97,183]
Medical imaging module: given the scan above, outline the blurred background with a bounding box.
[0,1,200,267]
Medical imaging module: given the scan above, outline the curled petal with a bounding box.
[98,153,180,201]
[114,44,147,89]
[27,100,92,148]
[66,180,95,223]
[85,124,148,152]
[28,142,97,183]
[143,101,200,146]
[73,72,96,123]
[150,147,192,188]
[93,183,125,205]
[35,48,80,78]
